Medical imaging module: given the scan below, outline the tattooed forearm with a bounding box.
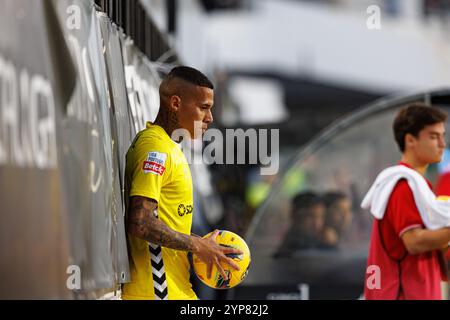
[127,196,193,251]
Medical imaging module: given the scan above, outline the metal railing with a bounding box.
[94,0,178,63]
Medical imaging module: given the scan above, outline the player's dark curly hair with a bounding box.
[393,102,447,152]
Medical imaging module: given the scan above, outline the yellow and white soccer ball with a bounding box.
[192,230,251,289]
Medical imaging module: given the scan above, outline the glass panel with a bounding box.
[250,107,401,257]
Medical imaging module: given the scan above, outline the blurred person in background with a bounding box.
[274,191,326,257]
[434,149,450,284]
[364,103,450,300]
[320,191,353,249]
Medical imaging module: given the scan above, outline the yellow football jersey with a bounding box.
[122,122,197,300]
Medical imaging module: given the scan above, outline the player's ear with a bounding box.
[169,95,181,112]
[405,133,416,149]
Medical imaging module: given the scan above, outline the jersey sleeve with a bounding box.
[128,137,172,203]
[387,179,424,237]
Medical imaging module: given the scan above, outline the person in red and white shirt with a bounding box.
[365,103,450,300]
[436,171,450,267]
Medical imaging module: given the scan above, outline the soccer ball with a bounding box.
[192,230,251,289]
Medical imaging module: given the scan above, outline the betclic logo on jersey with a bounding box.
[143,151,167,175]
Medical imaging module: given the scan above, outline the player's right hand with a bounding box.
[191,230,243,281]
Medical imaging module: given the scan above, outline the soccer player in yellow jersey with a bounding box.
[122,66,241,300]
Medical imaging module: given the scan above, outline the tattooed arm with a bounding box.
[127,195,242,279]
[127,195,193,250]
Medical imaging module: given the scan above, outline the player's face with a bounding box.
[411,122,446,164]
[177,86,214,139]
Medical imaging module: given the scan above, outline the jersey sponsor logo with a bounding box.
[143,161,165,175]
[143,151,167,175]
[177,204,193,217]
